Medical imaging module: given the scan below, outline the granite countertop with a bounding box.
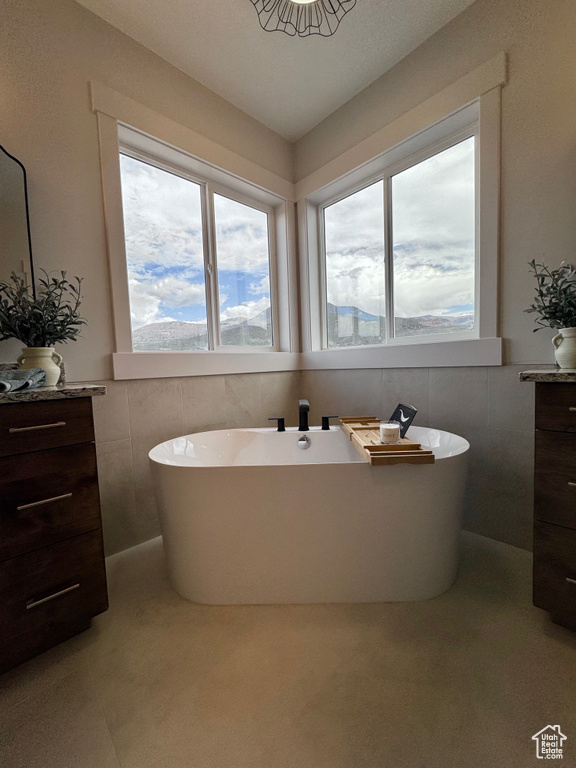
[0,362,106,404]
[519,368,576,382]
[0,383,106,404]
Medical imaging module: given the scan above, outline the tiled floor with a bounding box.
[1,532,576,768]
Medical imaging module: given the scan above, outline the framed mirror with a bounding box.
[0,145,35,294]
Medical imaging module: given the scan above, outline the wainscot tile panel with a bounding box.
[459,427,491,480]
[480,429,534,549]
[181,375,227,433]
[128,378,185,494]
[260,371,303,429]
[381,368,430,426]
[92,380,130,444]
[488,364,535,432]
[87,366,536,555]
[96,440,138,557]
[467,428,535,550]
[224,373,264,428]
[429,367,489,433]
[300,369,383,423]
[135,486,163,545]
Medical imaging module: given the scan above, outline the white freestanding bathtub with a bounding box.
[149,425,469,605]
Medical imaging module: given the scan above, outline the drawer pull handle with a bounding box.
[569,483,576,488]
[26,583,80,610]
[16,492,73,511]
[9,421,66,433]
[566,577,576,586]
[570,408,576,412]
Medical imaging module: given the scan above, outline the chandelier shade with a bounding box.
[249,0,357,38]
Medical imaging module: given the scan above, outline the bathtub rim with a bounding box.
[148,424,470,469]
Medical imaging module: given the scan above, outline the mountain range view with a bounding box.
[132,307,273,350]
[132,303,473,350]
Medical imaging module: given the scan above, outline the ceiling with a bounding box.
[75,0,477,142]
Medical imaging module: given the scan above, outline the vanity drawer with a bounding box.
[0,444,101,560]
[535,383,576,433]
[0,398,94,457]
[0,529,108,648]
[534,430,576,529]
[534,520,576,615]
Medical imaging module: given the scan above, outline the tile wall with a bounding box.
[91,372,302,555]
[91,365,535,556]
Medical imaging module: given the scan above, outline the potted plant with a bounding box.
[526,259,576,368]
[0,270,85,387]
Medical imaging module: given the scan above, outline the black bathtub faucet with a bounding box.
[299,399,310,432]
[321,415,339,431]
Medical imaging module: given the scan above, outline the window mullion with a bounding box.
[318,205,329,349]
[384,176,394,343]
[202,183,220,350]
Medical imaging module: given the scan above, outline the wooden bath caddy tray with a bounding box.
[339,417,435,466]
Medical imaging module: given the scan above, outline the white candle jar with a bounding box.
[380,421,400,445]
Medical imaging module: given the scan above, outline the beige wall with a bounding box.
[94,364,534,555]
[296,0,576,366]
[93,372,302,555]
[2,0,574,374]
[0,0,292,380]
[1,0,570,554]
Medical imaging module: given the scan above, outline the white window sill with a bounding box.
[300,337,502,370]
[112,351,301,379]
[112,337,501,379]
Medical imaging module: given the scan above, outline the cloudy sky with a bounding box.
[119,154,271,330]
[120,136,475,338]
[324,136,476,321]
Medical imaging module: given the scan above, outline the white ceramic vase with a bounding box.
[17,347,62,387]
[552,328,576,369]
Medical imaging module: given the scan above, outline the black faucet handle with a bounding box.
[268,417,286,432]
[321,415,339,431]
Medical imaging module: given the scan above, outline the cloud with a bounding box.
[249,275,270,295]
[392,139,475,253]
[120,155,205,272]
[143,275,206,307]
[220,297,270,322]
[129,276,206,328]
[120,157,273,328]
[122,138,474,330]
[324,137,475,318]
[393,267,474,318]
[214,194,270,271]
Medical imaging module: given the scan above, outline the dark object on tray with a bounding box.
[389,403,418,439]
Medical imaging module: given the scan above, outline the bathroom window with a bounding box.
[324,179,387,348]
[321,134,476,349]
[295,91,503,367]
[94,60,502,377]
[119,153,274,351]
[213,193,273,347]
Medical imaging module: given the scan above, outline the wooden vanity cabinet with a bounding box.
[0,397,108,672]
[533,383,576,630]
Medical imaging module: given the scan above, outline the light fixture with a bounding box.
[249,0,356,38]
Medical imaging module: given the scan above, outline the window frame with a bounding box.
[92,87,300,378]
[93,54,504,378]
[119,138,281,354]
[297,90,502,369]
[209,185,279,351]
[318,124,479,351]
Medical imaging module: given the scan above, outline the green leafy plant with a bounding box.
[0,270,86,346]
[525,260,576,331]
